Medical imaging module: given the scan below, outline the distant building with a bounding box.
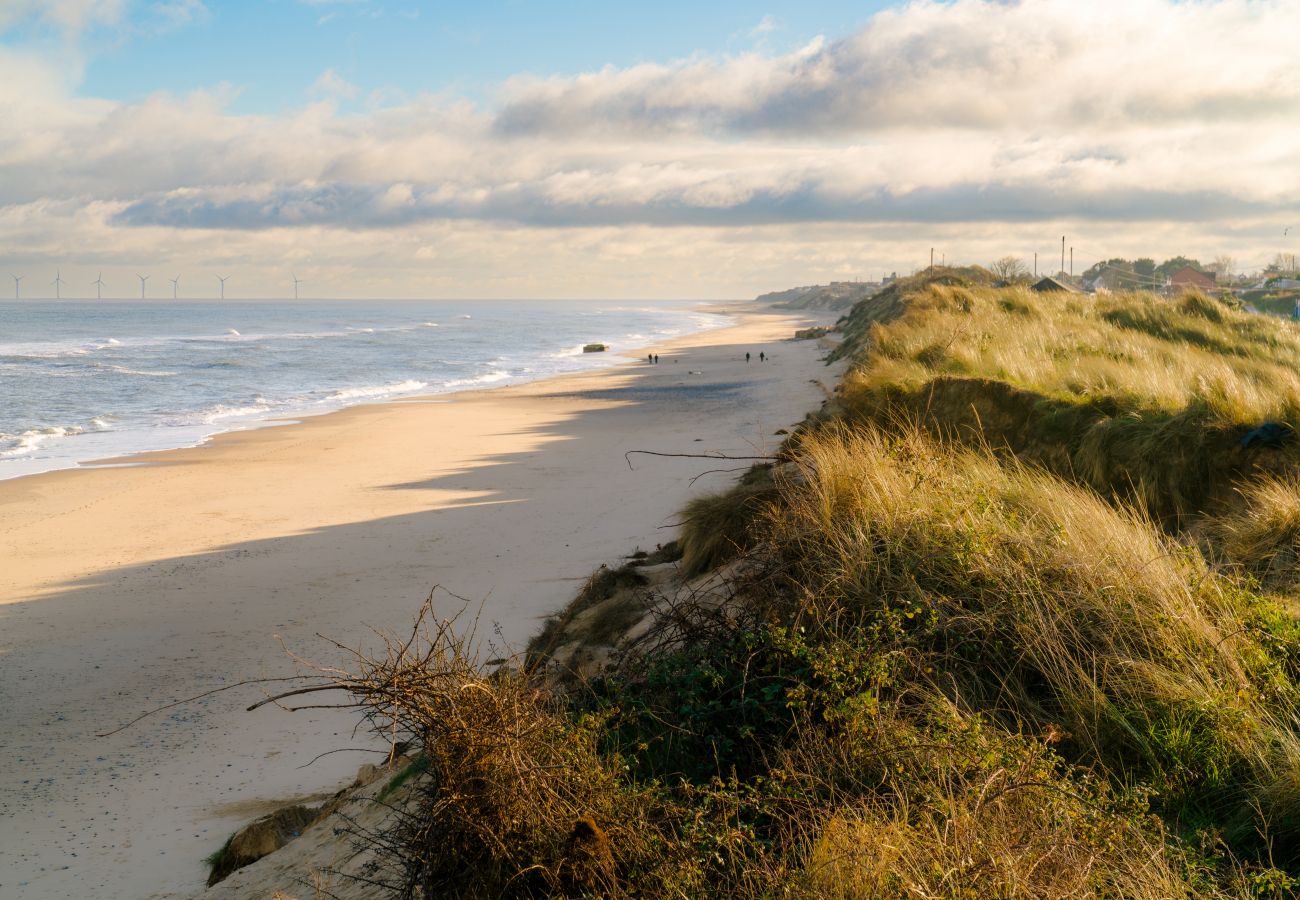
[1169,266,1216,291]
[1031,276,1081,294]
[1089,267,1147,292]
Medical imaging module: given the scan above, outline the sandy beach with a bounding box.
[0,304,842,898]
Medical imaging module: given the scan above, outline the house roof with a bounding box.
[1169,266,1216,288]
[1031,276,1080,293]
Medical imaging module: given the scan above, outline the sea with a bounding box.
[0,299,729,481]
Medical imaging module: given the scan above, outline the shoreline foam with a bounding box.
[0,301,732,482]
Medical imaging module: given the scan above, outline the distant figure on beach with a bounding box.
[759,351,766,362]
[648,353,653,364]
[654,354,659,364]
[746,352,751,363]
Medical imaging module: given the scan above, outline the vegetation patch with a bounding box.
[319,278,1300,896]
[678,464,780,577]
[526,563,650,668]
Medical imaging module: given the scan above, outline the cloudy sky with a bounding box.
[1,0,1297,299]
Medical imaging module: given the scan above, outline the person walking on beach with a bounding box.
[746,352,751,363]
[654,354,659,364]
[759,351,766,362]
[648,353,653,364]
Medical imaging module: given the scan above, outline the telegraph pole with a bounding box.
[930,247,934,270]
[1061,236,1065,276]
[1070,247,1074,278]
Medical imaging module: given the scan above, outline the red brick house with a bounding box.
[1169,266,1216,290]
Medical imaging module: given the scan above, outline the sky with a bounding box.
[1,0,1298,299]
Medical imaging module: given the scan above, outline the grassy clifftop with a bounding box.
[831,270,1300,522]
[328,274,1300,897]
[757,281,881,311]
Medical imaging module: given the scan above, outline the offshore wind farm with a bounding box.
[0,270,323,300]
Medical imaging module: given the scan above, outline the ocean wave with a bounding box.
[442,369,510,389]
[343,323,436,335]
[190,399,276,424]
[96,364,178,377]
[325,380,428,402]
[0,345,93,360]
[0,302,729,479]
[0,423,94,457]
[180,329,351,344]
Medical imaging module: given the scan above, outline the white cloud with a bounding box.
[150,0,208,29]
[495,0,1300,137]
[310,67,359,100]
[2,0,1299,297]
[0,0,129,34]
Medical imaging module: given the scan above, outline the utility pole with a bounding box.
[930,247,934,270]
[1061,236,1066,277]
[1070,247,1074,278]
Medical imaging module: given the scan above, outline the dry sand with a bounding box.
[0,305,842,898]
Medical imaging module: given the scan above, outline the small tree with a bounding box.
[1082,258,1133,283]
[1209,255,1236,282]
[990,256,1030,283]
[1156,256,1203,279]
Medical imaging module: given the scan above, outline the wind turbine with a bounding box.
[10,274,21,300]
[92,272,105,300]
[52,268,64,300]
[216,274,228,300]
[170,275,180,300]
[292,273,302,300]
[138,273,150,300]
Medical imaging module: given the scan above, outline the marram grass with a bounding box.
[328,274,1300,897]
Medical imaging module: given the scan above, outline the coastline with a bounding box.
[0,302,842,898]
[0,299,733,484]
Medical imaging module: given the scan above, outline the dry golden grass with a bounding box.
[277,603,657,898]
[803,755,1200,899]
[678,465,779,577]
[1211,475,1300,582]
[847,285,1300,424]
[766,426,1300,817]
[830,281,1300,522]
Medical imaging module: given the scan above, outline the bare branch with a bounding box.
[624,448,781,470]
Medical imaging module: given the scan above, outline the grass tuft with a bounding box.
[678,465,780,577]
